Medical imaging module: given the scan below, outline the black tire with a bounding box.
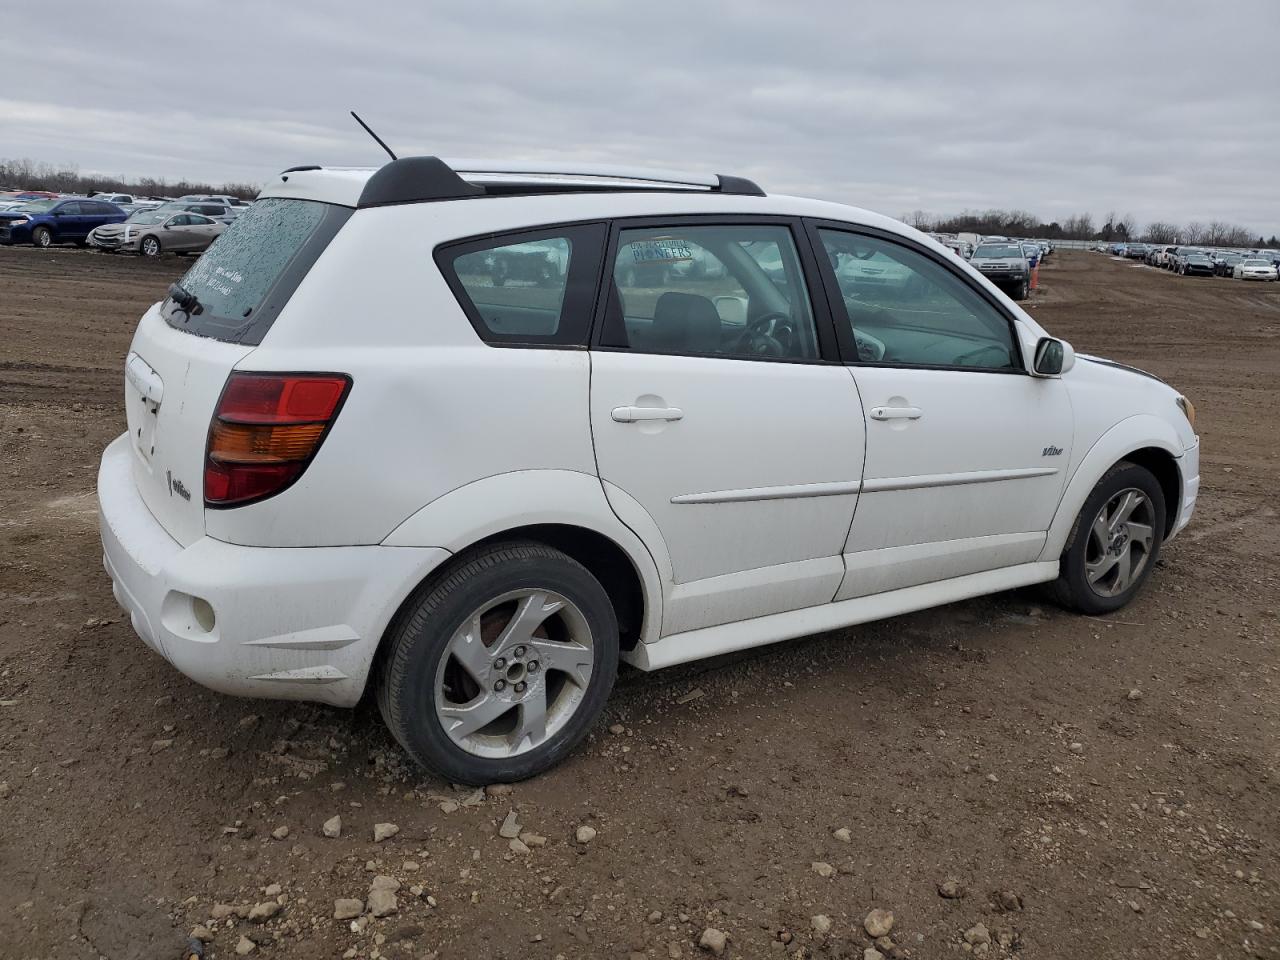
[140,235,161,258]
[32,226,53,248]
[1012,278,1029,301]
[1049,461,1167,615]
[377,542,619,783]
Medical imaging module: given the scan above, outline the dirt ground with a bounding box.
[0,247,1276,960]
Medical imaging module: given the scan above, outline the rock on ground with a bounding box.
[698,927,728,955]
[373,822,399,842]
[333,898,363,920]
[864,908,895,938]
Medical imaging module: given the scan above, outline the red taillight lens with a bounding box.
[204,373,350,507]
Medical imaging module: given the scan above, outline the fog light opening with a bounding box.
[191,596,216,633]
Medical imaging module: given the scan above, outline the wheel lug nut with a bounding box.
[494,679,506,692]
[514,646,526,658]
[515,681,527,693]
[494,658,506,670]
[527,660,539,672]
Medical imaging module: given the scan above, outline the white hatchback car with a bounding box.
[98,157,1200,783]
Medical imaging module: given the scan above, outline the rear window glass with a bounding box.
[163,197,350,345]
[437,224,606,346]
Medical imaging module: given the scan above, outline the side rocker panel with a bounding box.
[382,470,666,645]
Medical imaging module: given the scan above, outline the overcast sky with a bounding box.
[3,1,1277,234]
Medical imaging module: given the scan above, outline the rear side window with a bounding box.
[437,223,606,346]
[163,197,351,345]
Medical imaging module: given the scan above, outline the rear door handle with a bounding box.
[869,405,922,421]
[612,405,684,423]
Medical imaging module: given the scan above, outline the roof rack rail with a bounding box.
[354,156,765,208]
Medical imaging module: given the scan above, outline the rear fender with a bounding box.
[382,470,666,644]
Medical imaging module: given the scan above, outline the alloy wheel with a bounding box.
[1084,488,1156,597]
[433,589,595,759]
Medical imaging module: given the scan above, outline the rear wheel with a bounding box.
[377,542,619,783]
[1050,462,1166,615]
[32,226,53,248]
[140,235,161,258]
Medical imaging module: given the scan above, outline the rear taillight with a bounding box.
[204,373,350,507]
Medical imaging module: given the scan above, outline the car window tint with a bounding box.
[605,224,819,361]
[439,224,605,346]
[58,202,82,215]
[818,229,1019,370]
[170,215,192,226]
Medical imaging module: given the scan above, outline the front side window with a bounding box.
[818,229,1020,370]
[438,223,605,346]
[604,224,819,361]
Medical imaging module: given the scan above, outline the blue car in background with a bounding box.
[1019,240,1040,269]
[0,197,128,248]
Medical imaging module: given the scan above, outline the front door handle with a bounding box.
[869,405,923,421]
[612,405,684,423]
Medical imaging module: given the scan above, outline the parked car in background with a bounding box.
[1215,253,1246,276]
[154,200,239,223]
[1233,258,1278,281]
[970,241,1032,299]
[1178,253,1215,276]
[0,197,127,247]
[1020,241,1041,269]
[1166,247,1202,272]
[1124,243,1149,260]
[89,209,227,257]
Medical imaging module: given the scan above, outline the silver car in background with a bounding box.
[89,209,226,257]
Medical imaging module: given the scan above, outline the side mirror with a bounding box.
[714,295,748,326]
[1032,337,1074,376]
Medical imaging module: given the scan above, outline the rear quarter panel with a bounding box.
[203,205,597,548]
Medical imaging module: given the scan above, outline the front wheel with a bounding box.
[377,542,619,783]
[140,235,161,257]
[1050,462,1167,615]
[1012,278,1029,300]
[32,226,53,248]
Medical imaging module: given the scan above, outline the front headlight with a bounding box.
[1176,396,1196,429]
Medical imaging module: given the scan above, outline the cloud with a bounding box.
[2,0,1277,233]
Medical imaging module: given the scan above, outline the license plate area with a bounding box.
[125,352,164,466]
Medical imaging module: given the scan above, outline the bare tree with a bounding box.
[1181,222,1207,244]
[1144,222,1178,244]
[0,155,257,199]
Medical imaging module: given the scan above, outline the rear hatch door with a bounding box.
[124,314,254,546]
[122,197,352,546]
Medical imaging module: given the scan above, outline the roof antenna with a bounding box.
[350,111,398,161]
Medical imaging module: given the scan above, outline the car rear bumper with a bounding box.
[97,433,449,707]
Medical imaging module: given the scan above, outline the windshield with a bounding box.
[127,211,168,224]
[164,197,350,344]
[974,244,1024,258]
[1243,259,1270,266]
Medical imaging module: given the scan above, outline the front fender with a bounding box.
[382,470,665,644]
[1040,415,1184,560]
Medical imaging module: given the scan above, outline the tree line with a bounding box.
[902,208,1278,248]
[0,157,257,200]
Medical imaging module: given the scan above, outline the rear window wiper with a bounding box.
[167,282,204,316]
